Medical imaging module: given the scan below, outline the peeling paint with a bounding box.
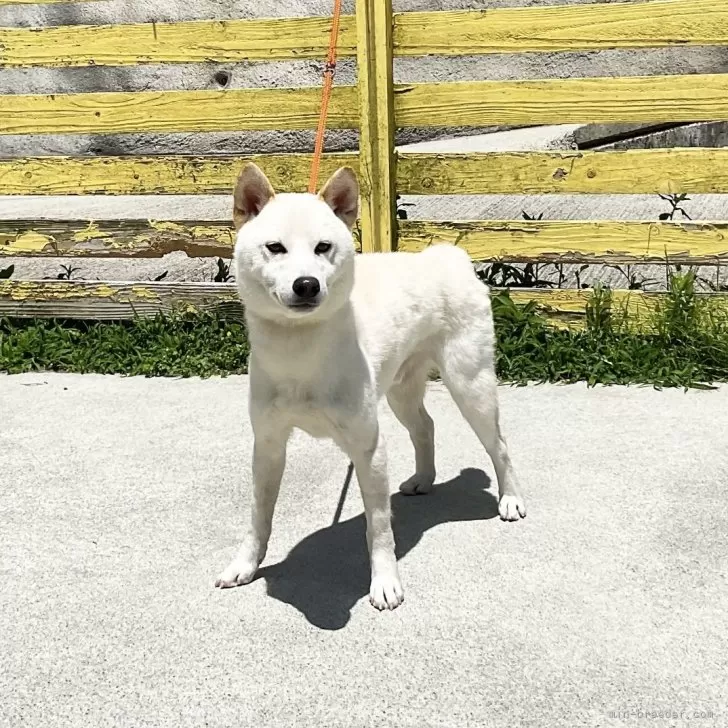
[92,284,117,298]
[130,286,161,300]
[0,231,54,254]
[190,225,234,244]
[149,220,187,233]
[72,222,112,243]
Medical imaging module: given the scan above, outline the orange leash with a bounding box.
[308,0,344,194]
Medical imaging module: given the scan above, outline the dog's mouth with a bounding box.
[286,301,319,312]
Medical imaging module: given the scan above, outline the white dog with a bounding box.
[215,164,526,610]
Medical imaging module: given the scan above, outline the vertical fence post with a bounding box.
[356,0,396,253]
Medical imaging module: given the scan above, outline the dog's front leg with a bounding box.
[216,427,289,589]
[344,424,404,611]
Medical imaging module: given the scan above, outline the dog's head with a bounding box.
[232,163,358,323]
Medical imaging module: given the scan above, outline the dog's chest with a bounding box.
[270,381,345,439]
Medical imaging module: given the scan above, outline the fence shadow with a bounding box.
[256,467,499,630]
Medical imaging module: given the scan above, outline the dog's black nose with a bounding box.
[292,276,320,300]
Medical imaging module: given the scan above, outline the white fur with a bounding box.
[216,172,526,611]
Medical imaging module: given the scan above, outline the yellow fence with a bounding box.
[2,0,728,324]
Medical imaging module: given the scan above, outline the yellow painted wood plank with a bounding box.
[0,220,235,258]
[2,149,727,196]
[397,220,728,265]
[505,288,728,329]
[0,280,240,320]
[5,218,728,266]
[3,279,726,329]
[0,153,359,195]
[0,86,358,135]
[397,149,728,195]
[356,0,397,254]
[0,16,357,68]
[394,0,728,56]
[394,75,728,128]
[17,0,725,68]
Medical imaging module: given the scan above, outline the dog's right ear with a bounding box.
[233,163,276,230]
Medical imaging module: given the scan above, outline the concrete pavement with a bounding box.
[1,374,727,727]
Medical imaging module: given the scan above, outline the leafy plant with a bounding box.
[56,264,80,280]
[551,263,567,289]
[658,270,699,342]
[352,221,363,253]
[608,264,657,291]
[698,264,728,291]
[213,258,233,283]
[573,264,591,290]
[521,210,545,221]
[477,262,554,288]
[658,193,692,221]
[585,283,613,334]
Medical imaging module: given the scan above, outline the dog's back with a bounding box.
[349,244,494,387]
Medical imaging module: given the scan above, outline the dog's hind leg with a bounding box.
[438,336,526,522]
[387,363,436,495]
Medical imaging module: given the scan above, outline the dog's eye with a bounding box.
[266,242,286,255]
[315,242,332,255]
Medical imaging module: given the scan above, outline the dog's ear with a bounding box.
[233,163,276,230]
[319,167,359,229]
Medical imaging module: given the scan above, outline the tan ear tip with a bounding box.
[338,166,358,180]
[239,161,262,176]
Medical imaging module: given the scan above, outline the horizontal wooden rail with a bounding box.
[5,149,728,196]
[4,218,728,265]
[506,288,728,329]
[0,87,358,135]
[3,0,727,68]
[398,149,728,196]
[0,281,241,320]
[395,75,728,128]
[0,16,357,68]
[394,0,728,56]
[397,220,728,265]
[0,220,234,258]
[0,154,359,196]
[2,280,727,327]
[4,74,726,136]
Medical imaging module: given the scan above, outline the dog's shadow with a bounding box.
[255,467,498,630]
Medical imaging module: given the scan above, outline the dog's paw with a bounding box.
[399,472,435,496]
[498,494,527,521]
[214,557,259,589]
[369,573,404,611]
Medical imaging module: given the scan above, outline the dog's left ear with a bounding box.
[233,163,276,230]
[319,167,359,229]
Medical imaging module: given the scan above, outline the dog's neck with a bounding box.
[245,301,356,366]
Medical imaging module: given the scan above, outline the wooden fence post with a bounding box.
[355,0,397,253]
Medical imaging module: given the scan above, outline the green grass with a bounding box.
[493,273,728,388]
[1,273,727,387]
[0,311,249,378]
